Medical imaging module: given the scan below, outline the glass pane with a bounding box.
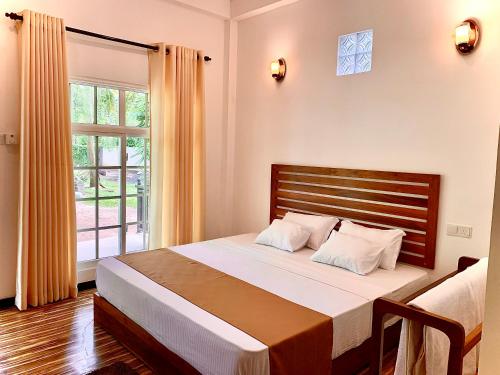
[98,199,120,227]
[98,169,121,197]
[76,200,96,230]
[145,139,150,168]
[98,228,120,258]
[125,91,149,127]
[97,87,119,125]
[126,168,146,195]
[126,224,145,253]
[126,137,148,167]
[145,168,150,191]
[71,84,94,124]
[126,197,140,223]
[72,135,96,167]
[98,136,120,166]
[77,231,96,262]
[74,170,96,199]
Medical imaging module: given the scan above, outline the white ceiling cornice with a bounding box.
[160,0,302,22]
[231,0,301,21]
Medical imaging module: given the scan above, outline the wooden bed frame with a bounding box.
[370,257,483,375]
[94,164,441,374]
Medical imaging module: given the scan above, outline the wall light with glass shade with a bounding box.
[455,19,480,55]
[271,58,286,81]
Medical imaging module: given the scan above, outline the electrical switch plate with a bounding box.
[0,133,18,145]
[5,134,18,145]
[447,224,472,238]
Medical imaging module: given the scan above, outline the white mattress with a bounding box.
[96,233,429,375]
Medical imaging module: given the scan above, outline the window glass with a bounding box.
[72,84,149,262]
[126,224,146,253]
[98,136,121,167]
[74,170,96,199]
[127,137,148,167]
[76,200,95,230]
[71,84,94,124]
[98,228,120,258]
[77,231,96,262]
[97,87,119,125]
[72,135,96,167]
[99,199,121,227]
[125,91,149,127]
[126,168,142,195]
[98,169,121,198]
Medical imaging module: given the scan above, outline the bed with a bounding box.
[94,164,441,374]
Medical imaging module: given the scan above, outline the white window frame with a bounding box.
[71,78,150,272]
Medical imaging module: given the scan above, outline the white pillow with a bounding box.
[283,212,339,250]
[255,219,311,252]
[311,232,384,275]
[338,221,405,271]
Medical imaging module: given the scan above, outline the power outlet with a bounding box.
[447,224,473,238]
[5,133,18,145]
[0,133,18,145]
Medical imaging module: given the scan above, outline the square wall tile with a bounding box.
[337,29,373,76]
[355,52,372,73]
[338,33,358,57]
[356,30,373,54]
[337,55,356,76]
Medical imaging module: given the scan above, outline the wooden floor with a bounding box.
[0,289,152,375]
[0,289,396,375]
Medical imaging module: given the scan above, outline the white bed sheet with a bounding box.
[96,233,429,375]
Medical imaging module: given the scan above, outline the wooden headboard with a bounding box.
[270,164,440,269]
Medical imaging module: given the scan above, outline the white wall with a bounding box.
[2,0,499,298]
[232,0,500,276]
[0,0,228,299]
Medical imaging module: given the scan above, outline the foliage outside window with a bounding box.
[71,82,150,263]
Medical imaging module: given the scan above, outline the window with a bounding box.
[337,29,373,76]
[71,82,150,262]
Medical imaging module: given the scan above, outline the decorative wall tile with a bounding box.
[356,31,373,54]
[337,29,373,76]
[338,33,358,57]
[337,56,356,76]
[354,53,372,73]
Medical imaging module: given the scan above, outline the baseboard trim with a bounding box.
[78,280,97,291]
[0,281,97,309]
[0,297,15,309]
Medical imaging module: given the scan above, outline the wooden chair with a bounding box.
[370,257,483,375]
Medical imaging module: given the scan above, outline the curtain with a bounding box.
[16,10,77,310]
[148,44,205,249]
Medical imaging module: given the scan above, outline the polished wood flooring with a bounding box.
[0,289,152,375]
[0,289,397,375]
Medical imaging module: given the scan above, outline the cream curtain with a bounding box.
[148,44,205,248]
[16,10,77,310]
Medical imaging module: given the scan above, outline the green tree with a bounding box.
[71,86,150,187]
[126,91,150,163]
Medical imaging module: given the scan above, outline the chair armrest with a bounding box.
[370,297,465,375]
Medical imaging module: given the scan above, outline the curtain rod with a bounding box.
[5,12,212,62]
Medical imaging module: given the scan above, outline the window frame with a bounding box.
[71,79,150,265]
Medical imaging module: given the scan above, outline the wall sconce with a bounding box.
[271,58,286,81]
[455,19,480,54]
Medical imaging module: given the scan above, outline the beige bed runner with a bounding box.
[117,249,333,375]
